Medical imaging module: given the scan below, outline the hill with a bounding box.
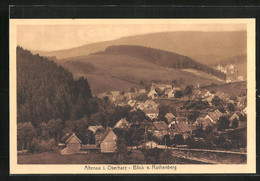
[33,31,246,64]
[17,46,92,126]
[201,81,247,97]
[60,51,225,95]
[93,45,226,79]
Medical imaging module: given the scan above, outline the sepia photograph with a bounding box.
[9,19,256,174]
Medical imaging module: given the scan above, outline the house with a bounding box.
[169,122,193,136]
[219,93,230,101]
[60,133,100,155]
[127,100,136,107]
[144,100,157,109]
[111,91,120,97]
[166,87,181,98]
[148,89,158,99]
[164,113,176,124]
[199,90,212,98]
[114,118,130,129]
[99,128,117,153]
[88,125,104,134]
[61,133,82,155]
[229,112,245,127]
[149,121,168,139]
[140,141,158,149]
[242,107,247,115]
[204,94,215,103]
[165,84,173,89]
[193,118,214,130]
[175,117,188,124]
[139,89,146,94]
[153,121,168,131]
[143,109,159,120]
[205,109,223,124]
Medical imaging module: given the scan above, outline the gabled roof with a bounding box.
[164,89,172,95]
[171,122,192,134]
[215,91,223,97]
[98,127,114,145]
[206,109,223,122]
[114,118,130,128]
[143,109,159,114]
[153,121,168,130]
[176,117,187,122]
[194,118,214,128]
[148,89,158,94]
[229,112,243,121]
[65,133,82,144]
[88,125,104,134]
[165,113,175,119]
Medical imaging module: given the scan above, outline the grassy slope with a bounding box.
[61,54,224,95]
[18,152,114,164]
[33,31,246,64]
[201,81,247,96]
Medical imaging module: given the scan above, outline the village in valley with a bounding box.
[58,78,247,163]
[16,24,248,165]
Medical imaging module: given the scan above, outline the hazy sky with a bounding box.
[17,24,246,51]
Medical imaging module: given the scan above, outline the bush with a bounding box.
[128,150,145,164]
[39,139,58,152]
[28,137,40,153]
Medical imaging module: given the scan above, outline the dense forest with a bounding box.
[93,45,226,80]
[17,46,93,126]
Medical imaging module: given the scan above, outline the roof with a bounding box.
[164,89,172,95]
[98,127,114,145]
[153,121,168,130]
[165,113,175,119]
[176,117,187,122]
[206,110,223,122]
[215,91,223,97]
[229,112,243,121]
[111,91,120,97]
[88,125,104,134]
[81,144,99,150]
[65,133,82,144]
[114,118,130,128]
[148,89,158,95]
[194,118,214,128]
[171,122,192,134]
[143,109,159,114]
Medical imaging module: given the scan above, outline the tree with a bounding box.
[46,119,63,143]
[183,85,194,95]
[17,122,36,150]
[28,137,40,153]
[174,90,183,98]
[211,96,223,107]
[159,150,173,163]
[158,104,169,119]
[216,116,230,130]
[231,118,239,128]
[227,103,236,112]
[114,138,129,164]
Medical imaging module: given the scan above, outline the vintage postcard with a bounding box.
[10,19,256,174]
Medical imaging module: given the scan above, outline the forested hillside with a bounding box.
[17,46,92,126]
[94,45,226,80]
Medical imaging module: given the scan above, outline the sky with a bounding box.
[17,23,246,51]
